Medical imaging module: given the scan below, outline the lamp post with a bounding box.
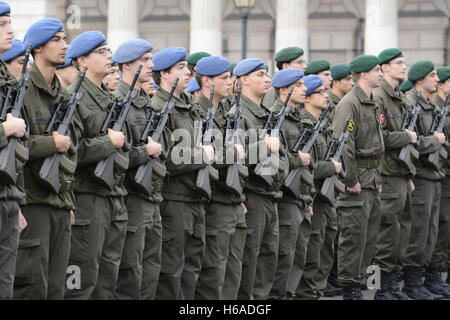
[233,0,256,60]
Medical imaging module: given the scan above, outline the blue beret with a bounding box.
[195,56,231,77]
[272,68,304,89]
[113,39,153,64]
[304,75,323,96]
[56,46,72,69]
[153,47,187,72]
[233,58,267,77]
[111,60,118,67]
[187,78,200,93]
[151,83,158,89]
[0,1,10,16]
[1,39,25,62]
[23,18,64,50]
[67,31,107,59]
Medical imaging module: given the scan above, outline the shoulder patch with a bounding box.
[347,120,356,132]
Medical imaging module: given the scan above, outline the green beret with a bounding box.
[350,55,380,73]
[274,46,304,63]
[331,64,351,80]
[437,67,450,82]
[408,60,435,82]
[230,62,238,74]
[400,80,413,93]
[187,51,211,66]
[305,59,331,75]
[378,48,403,65]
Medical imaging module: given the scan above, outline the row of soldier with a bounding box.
[1,0,450,301]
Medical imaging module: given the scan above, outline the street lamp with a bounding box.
[233,0,256,60]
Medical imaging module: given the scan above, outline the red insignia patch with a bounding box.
[380,113,385,124]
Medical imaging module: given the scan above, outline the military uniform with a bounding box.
[153,87,208,300]
[114,80,165,300]
[0,59,25,300]
[14,63,75,300]
[295,108,338,300]
[372,78,414,298]
[331,83,385,296]
[64,77,128,300]
[268,100,312,300]
[236,95,289,300]
[194,93,247,300]
[430,93,450,274]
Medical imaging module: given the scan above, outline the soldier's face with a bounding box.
[366,65,383,88]
[210,72,233,100]
[132,52,154,84]
[0,16,13,54]
[438,78,450,95]
[83,45,113,78]
[56,65,78,87]
[286,55,307,72]
[243,69,272,97]
[422,70,438,94]
[103,65,120,91]
[164,61,191,91]
[5,55,26,78]
[318,70,333,89]
[290,79,307,105]
[39,32,67,66]
[335,75,354,94]
[307,85,328,110]
[386,57,407,81]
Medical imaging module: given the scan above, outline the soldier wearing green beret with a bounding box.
[187,51,211,78]
[262,47,307,109]
[305,59,333,89]
[331,55,385,300]
[428,67,450,292]
[371,48,415,300]
[402,61,447,300]
[400,80,413,94]
[321,63,354,298]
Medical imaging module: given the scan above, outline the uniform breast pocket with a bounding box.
[286,130,300,150]
[356,116,380,149]
[128,116,147,140]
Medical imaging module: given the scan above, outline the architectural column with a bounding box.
[8,0,55,40]
[107,0,139,51]
[364,0,398,55]
[275,0,308,58]
[189,0,222,56]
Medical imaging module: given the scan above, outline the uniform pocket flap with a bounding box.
[127,225,139,233]
[162,232,177,242]
[74,218,92,226]
[206,229,219,236]
[19,238,40,249]
[412,199,426,205]
[380,192,399,200]
[336,200,364,208]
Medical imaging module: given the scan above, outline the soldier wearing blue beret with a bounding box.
[267,69,318,301]
[402,61,448,300]
[232,57,289,300]
[14,17,75,300]
[64,30,129,301]
[152,46,212,300]
[55,45,78,88]
[192,56,247,300]
[112,39,166,300]
[1,39,26,78]
[0,0,28,301]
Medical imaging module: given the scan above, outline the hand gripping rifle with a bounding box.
[319,115,352,206]
[254,86,294,187]
[426,91,450,170]
[133,78,179,196]
[194,85,219,199]
[398,90,421,173]
[224,82,248,196]
[94,64,142,189]
[0,45,32,184]
[283,107,331,198]
[38,68,87,193]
